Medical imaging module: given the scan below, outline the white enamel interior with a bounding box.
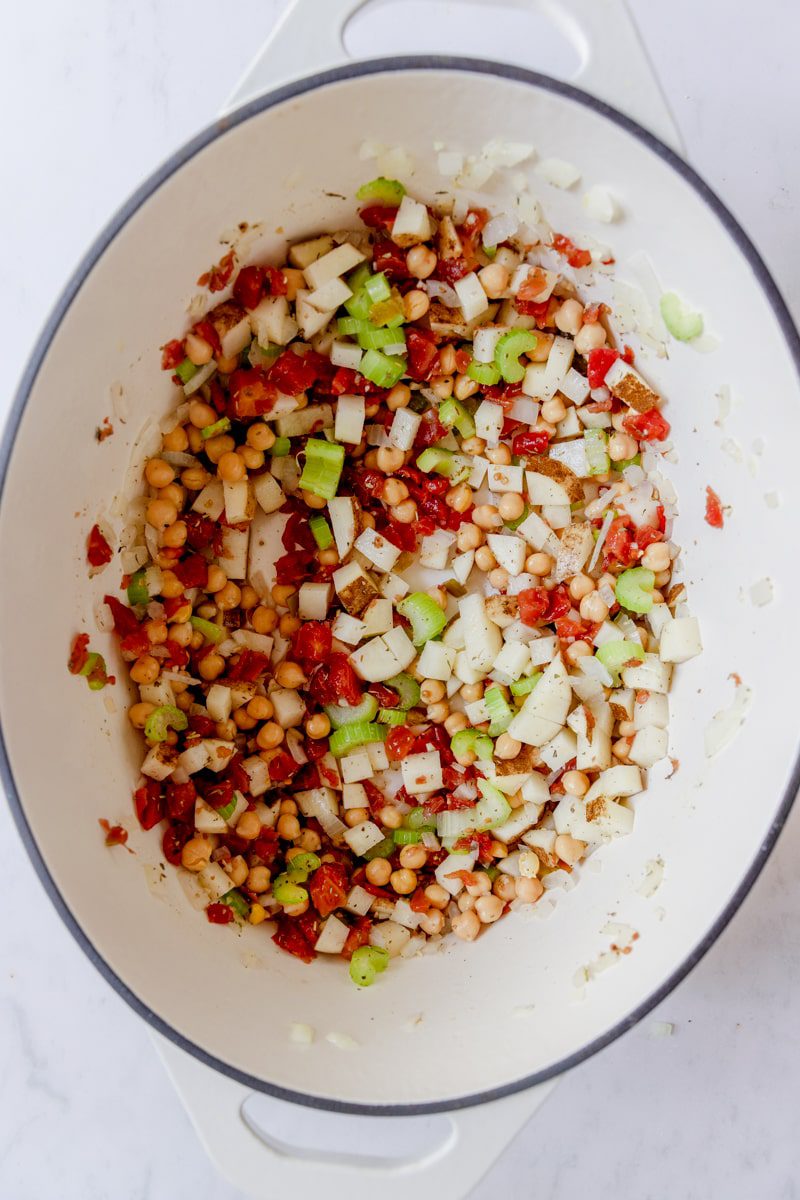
[1,66,798,1109]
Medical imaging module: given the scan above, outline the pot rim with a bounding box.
[2,55,799,1116]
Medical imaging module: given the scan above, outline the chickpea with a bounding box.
[466,872,492,897]
[399,844,427,870]
[612,737,633,762]
[280,799,298,816]
[181,836,212,872]
[256,722,284,751]
[216,582,242,611]
[305,712,331,739]
[554,298,584,336]
[145,458,176,489]
[419,884,446,912]
[618,719,636,737]
[457,523,485,552]
[279,614,301,637]
[494,733,522,760]
[472,504,502,531]
[228,855,248,887]
[215,718,236,741]
[393,499,417,524]
[641,542,671,572]
[541,397,567,425]
[475,894,504,924]
[376,446,405,474]
[383,478,409,505]
[217,354,239,373]
[297,828,322,853]
[379,805,402,830]
[403,289,430,321]
[461,436,486,456]
[272,583,296,607]
[565,640,593,666]
[204,434,236,464]
[240,446,265,471]
[554,834,587,866]
[181,467,211,493]
[580,592,609,623]
[238,584,258,610]
[444,712,469,736]
[234,708,257,730]
[188,400,217,429]
[361,860,391,891]
[185,332,213,365]
[478,262,510,298]
[460,682,484,703]
[161,521,187,549]
[301,489,328,510]
[446,482,473,513]
[275,661,306,689]
[486,444,512,466]
[430,375,454,400]
[390,868,417,895]
[493,874,517,902]
[436,344,456,375]
[406,245,437,279]
[453,373,479,402]
[516,877,545,904]
[474,545,497,572]
[144,619,168,646]
[420,679,445,705]
[162,425,189,453]
[246,865,271,893]
[251,606,278,635]
[198,653,225,681]
[131,655,160,685]
[418,909,445,936]
[427,701,450,724]
[277,814,301,840]
[146,498,178,531]
[247,695,274,721]
[498,492,525,522]
[608,432,638,463]
[568,573,595,602]
[562,770,590,798]
[526,551,553,576]
[451,910,481,941]
[186,427,203,453]
[386,383,411,411]
[128,701,155,729]
[574,322,607,354]
[345,807,369,827]
[206,564,228,594]
[247,422,276,451]
[488,568,509,591]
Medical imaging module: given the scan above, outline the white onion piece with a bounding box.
[161,451,201,469]
[704,684,753,758]
[582,186,619,223]
[144,523,159,561]
[483,210,519,246]
[587,510,615,573]
[536,158,581,189]
[424,279,461,308]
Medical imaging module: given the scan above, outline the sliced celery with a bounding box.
[144,705,188,743]
[175,358,198,384]
[494,330,538,383]
[349,944,389,987]
[378,708,408,726]
[484,685,514,735]
[127,569,149,606]
[324,694,379,730]
[270,436,291,457]
[615,566,655,614]
[510,672,542,697]
[356,178,406,205]
[438,396,476,439]
[396,592,447,645]
[200,416,231,440]
[309,514,333,550]
[660,292,704,342]
[450,729,494,761]
[190,615,225,644]
[360,349,407,388]
[363,271,392,303]
[220,888,250,919]
[475,780,512,829]
[467,360,501,386]
[328,721,388,758]
[584,428,610,475]
[595,639,645,682]
[385,673,421,708]
[299,438,345,499]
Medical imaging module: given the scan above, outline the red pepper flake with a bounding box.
[87,523,113,569]
[68,633,90,675]
[705,486,724,529]
[95,416,114,442]
[198,249,236,292]
[98,819,130,849]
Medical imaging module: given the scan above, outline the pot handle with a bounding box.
[154,1033,556,1200]
[224,0,683,153]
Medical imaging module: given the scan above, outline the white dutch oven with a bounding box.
[2,1,799,1195]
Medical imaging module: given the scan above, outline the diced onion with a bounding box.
[483,210,519,246]
[424,280,461,308]
[587,510,615,573]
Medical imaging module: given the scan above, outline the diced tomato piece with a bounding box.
[705,486,724,529]
[184,512,223,553]
[436,256,469,284]
[359,205,399,231]
[198,250,236,292]
[635,524,664,550]
[604,517,638,566]
[192,318,221,355]
[253,830,281,866]
[623,408,671,443]
[165,780,197,821]
[68,633,90,674]
[292,621,333,665]
[458,207,489,262]
[512,430,551,456]
[272,915,317,963]
[227,649,271,682]
[104,595,141,638]
[267,750,298,783]
[514,297,552,323]
[341,916,372,959]
[173,554,209,589]
[555,617,597,645]
[552,233,592,269]
[87,524,113,568]
[232,264,265,310]
[518,588,550,626]
[204,780,234,812]
[164,639,190,669]
[274,548,316,585]
[385,725,416,761]
[99,819,128,848]
[188,714,216,736]
[268,348,329,395]
[372,238,408,280]
[227,368,278,418]
[622,344,635,364]
[369,682,399,709]
[414,411,448,450]
[586,347,620,389]
[308,862,349,918]
[120,630,151,659]
[456,830,495,864]
[160,339,185,371]
[361,779,386,819]
[308,653,362,706]
[206,902,234,925]
[162,594,188,621]
[381,518,417,553]
[582,303,605,324]
[264,265,288,296]
[134,779,164,831]
[405,327,440,381]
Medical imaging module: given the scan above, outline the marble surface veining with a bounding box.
[1,1,799,1197]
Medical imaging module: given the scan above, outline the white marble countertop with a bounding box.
[2,1,800,1196]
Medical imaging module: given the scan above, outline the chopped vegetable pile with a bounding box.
[81,179,702,983]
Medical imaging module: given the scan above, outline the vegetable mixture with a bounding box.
[85,178,702,985]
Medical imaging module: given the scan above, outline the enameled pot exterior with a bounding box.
[1,59,799,1117]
